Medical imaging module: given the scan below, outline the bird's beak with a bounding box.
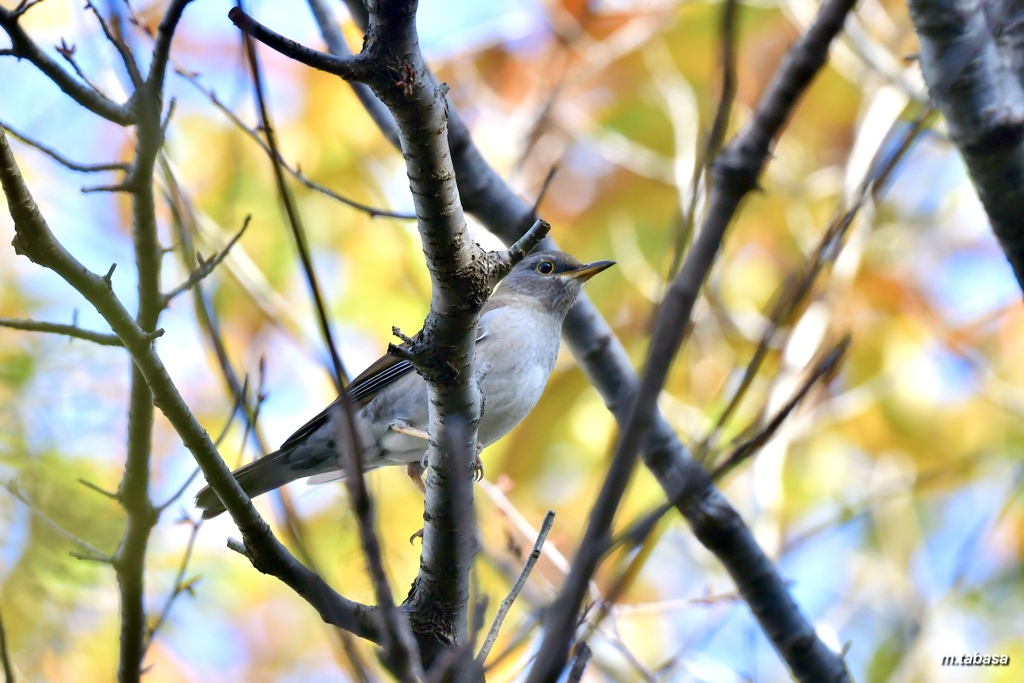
[566,260,615,282]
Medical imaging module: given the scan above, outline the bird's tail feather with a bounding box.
[195,449,307,519]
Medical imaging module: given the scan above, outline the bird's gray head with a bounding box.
[493,251,615,318]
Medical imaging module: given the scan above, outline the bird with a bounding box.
[195,250,614,519]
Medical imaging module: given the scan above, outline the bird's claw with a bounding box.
[409,528,423,545]
[473,452,485,482]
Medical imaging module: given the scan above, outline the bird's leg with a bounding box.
[388,421,430,441]
[406,461,426,493]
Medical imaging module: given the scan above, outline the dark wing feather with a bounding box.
[278,350,416,451]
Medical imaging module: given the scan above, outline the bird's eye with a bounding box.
[536,260,555,275]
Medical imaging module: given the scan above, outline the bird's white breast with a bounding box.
[475,304,563,446]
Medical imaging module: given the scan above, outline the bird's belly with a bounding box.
[477,353,551,446]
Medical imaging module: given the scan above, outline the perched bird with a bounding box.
[195,251,613,519]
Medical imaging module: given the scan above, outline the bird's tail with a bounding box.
[195,449,308,519]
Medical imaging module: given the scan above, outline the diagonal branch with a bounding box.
[0,123,383,645]
[0,8,133,125]
[907,0,1024,295]
[526,0,859,680]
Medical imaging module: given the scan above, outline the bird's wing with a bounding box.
[278,352,415,451]
[278,319,494,452]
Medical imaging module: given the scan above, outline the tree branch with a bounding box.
[162,215,249,305]
[228,7,372,82]
[907,0,1024,294]
[0,599,12,683]
[0,316,123,346]
[308,1,853,679]
[526,0,859,680]
[476,510,554,665]
[0,123,383,646]
[0,8,133,125]
[1,121,129,174]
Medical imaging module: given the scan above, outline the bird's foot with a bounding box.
[409,528,424,545]
[473,448,485,482]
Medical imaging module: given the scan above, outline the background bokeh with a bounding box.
[2,0,1022,681]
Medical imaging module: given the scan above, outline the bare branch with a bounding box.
[162,215,250,305]
[0,9,133,124]
[713,336,850,480]
[147,0,193,94]
[1,480,112,563]
[526,0,859,680]
[0,316,122,346]
[141,515,200,660]
[84,1,143,88]
[240,30,348,392]
[0,124,383,643]
[79,478,118,499]
[176,71,412,218]
[0,599,13,683]
[908,0,1024,294]
[476,510,555,665]
[228,7,372,82]
[2,122,129,173]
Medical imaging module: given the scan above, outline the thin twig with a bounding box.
[712,335,850,480]
[531,165,559,214]
[1,481,111,562]
[228,7,371,82]
[78,478,118,499]
[55,37,110,98]
[141,516,201,659]
[175,71,412,219]
[668,0,740,280]
[162,215,250,304]
[240,23,347,392]
[0,11,133,124]
[84,1,143,88]
[0,316,123,346]
[476,510,555,665]
[2,122,129,173]
[0,599,14,683]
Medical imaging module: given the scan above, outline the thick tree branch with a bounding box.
[907,0,1024,294]
[0,123,383,647]
[526,0,859,680]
